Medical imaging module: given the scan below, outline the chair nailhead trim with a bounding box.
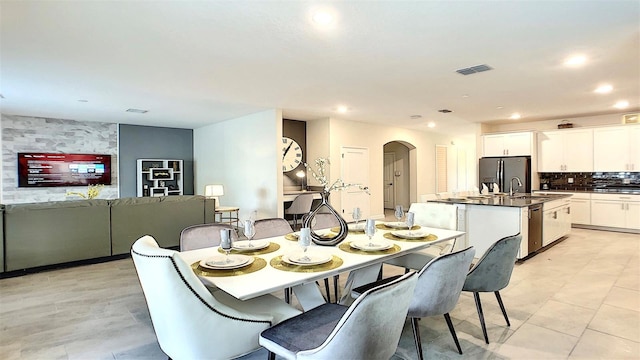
[132,248,271,325]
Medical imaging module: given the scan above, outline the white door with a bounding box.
[341,147,370,221]
[383,153,395,209]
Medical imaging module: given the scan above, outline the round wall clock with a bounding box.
[282,137,303,172]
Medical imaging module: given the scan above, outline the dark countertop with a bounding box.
[430,193,572,208]
[538,188,640,195]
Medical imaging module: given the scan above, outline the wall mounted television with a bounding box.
[18,153,112,187]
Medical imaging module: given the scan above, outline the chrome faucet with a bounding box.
[509,176,523,196]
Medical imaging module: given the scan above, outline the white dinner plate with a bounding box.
[348,223,365,231]
[391,230,429,239]
[384,221,409,229]
[350,240,393,251]
[233,240,269,251]
[282,253,332,266]
[200,254,254,270]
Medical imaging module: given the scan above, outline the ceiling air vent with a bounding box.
[456,64,493,75]
[126,108,149,114]
[438,109,453,113]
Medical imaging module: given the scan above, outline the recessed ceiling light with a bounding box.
[462,94,470,98]
[312,11,334,25]
[564,55,587,67]
[510,113,521,120]
[594,84,613,94]
[336,105,348,113]
[427,122,436,128]
[126,108,149,114]
[496,106,504,109]
[613,100,629,109]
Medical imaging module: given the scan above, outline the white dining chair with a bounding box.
[131,235,301,360]
[385,202,459,272]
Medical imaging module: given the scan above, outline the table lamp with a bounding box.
[205,184,224,208]
[296,170,306,191]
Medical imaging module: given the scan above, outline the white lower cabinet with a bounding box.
[591,193,640,230]
[542,198,572,246]
[569,193,591,225]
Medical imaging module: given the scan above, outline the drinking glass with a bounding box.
[365,219,377,247]
[298,227,311,262]
[406,212,415,234]
[394,205,404,223]
[244,219,256,247]
[352,207,362,227]
[220,229,233,263]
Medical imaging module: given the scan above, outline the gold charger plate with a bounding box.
[191,257,267,277]
[331,226,365,234]
[383,232,438,242]
[284,233,337,241]
[217,242,280,255]
[338,242,401,255]
[376,224,421,231]
[270,255,343,273]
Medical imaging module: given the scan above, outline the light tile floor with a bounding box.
[0,224,638,359]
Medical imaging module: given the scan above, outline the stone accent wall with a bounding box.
[1,114,118,203]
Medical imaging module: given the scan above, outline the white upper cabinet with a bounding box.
[538,129,593,172]
[482,132,534,157]
[593,125,640,171]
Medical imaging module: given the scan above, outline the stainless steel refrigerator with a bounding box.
[479,156,531,193]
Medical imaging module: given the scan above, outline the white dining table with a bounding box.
[178,223,465,310]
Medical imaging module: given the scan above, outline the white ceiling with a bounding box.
[1,1,639,134]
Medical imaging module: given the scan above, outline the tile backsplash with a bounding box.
[539,172,640,192]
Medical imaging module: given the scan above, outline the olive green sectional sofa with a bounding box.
[2,196,215,272]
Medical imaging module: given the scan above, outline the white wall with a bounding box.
[193,109,283,220]
[193,110,478,222]
[312,118,478,219]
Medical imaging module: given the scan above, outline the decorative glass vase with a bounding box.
[302,191,348,246]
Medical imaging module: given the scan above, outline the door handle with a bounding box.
[387,183,393,186]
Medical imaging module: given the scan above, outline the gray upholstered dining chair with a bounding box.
[179,223,238,251]
[385,202,458,271]
[253,218,293,239]
[352,247,476,358]
[301,211,341,302]
[259,271,418,360]
[284,193,314,230]
[131,235,301,360]
[307,212,339,230]
[252,218,296,303]
[463,233,522,344]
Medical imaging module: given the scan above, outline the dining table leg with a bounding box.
[291,283,327,311]
[338,263,383,306]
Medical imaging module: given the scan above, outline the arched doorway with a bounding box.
[383,141,416,210]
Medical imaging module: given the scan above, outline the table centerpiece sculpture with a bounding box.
[302,158,369,246]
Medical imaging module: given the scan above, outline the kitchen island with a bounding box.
[431,193,572,259]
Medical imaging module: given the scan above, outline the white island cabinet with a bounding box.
[465,204,529,259]
[542,198,572,247]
